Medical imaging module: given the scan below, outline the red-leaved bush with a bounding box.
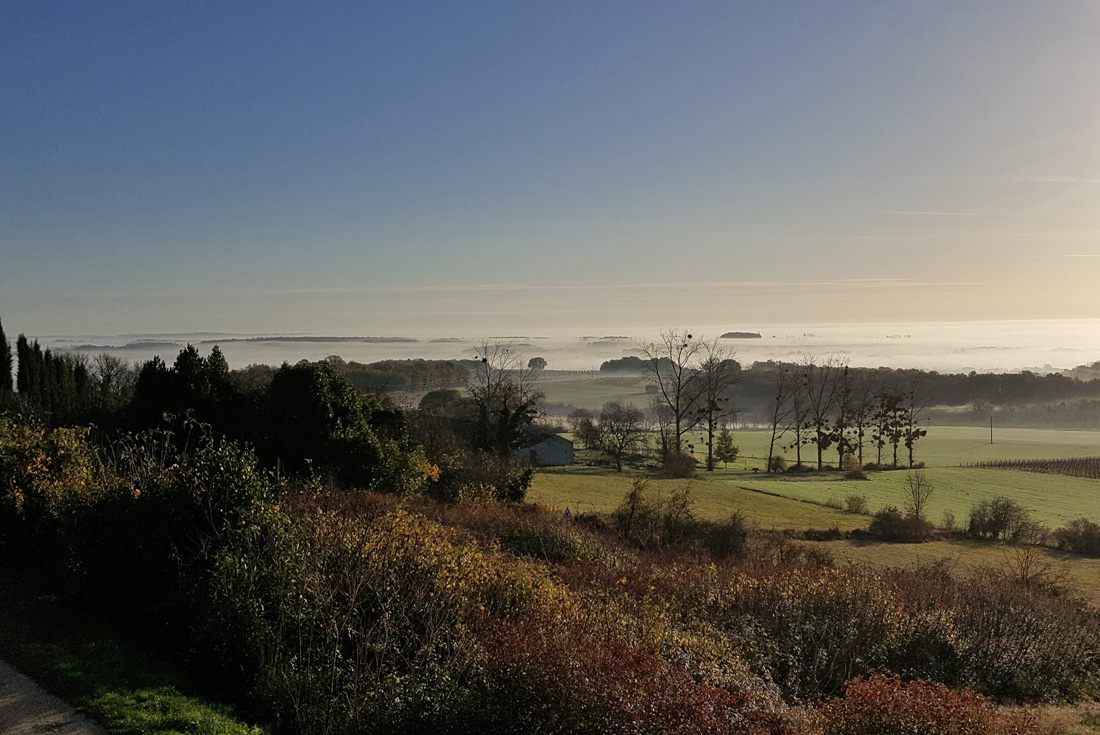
[820,674,1040,735]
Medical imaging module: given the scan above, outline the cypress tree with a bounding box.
[31,340,44,402]
[16,334,30,395]
[0,316,12,393]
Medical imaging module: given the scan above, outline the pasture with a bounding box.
[539,425,1100,525]
[716,425,1100,528]
[529,424,1100,603]
[537,372,649,412]
[532,468,862,530]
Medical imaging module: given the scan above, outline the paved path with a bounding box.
[0,659,100,734]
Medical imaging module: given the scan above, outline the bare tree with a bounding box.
[91,352,137,411]
[639,329,704,460]
[765,368,793,473]
[902,376,931,468]
[695,338,741,471]
[904,469,934,520]
[787,371,809,468]
[598,401,647,471]
[846,370,878,468]
[801,354,845,470]
[831,365,853,469]
[468,341,543,453]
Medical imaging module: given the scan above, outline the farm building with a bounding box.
[516,434,574,467]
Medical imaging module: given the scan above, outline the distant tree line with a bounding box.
[1,316,543,503]
[735,362,1100,417]
[319,355,469,392]
[603,354,1100,414]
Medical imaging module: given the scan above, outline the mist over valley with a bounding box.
[43,318,1100,375]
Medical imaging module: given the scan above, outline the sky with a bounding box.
[3,1,1100,338]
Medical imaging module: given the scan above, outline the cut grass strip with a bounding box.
[0,566,266,735]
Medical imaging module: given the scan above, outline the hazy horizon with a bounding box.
[29,317,1100,375]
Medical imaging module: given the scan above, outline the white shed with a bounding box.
[516,434,574,467]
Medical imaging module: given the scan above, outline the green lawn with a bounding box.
[0,566,265,735]
[686,425,1100,528]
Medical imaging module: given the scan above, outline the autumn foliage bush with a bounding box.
[820,674,1040,735]
[0,418,97,563]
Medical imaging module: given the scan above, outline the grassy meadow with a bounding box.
[530,424,1100,604]
[535,425,1100,524]
[537,372,650,411]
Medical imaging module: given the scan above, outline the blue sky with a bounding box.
[3,1,1099,337]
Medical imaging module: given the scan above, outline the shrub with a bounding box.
[704,511,749,559]
[786,463,815,474]
[499,518,608,563]
[845,469,868,481]
[713,566,904,698]
[869,506,933,542]
[206,506,506,733]
[768,455,787,473]
[969,497,1030,541]
[949,569,1100,701]
[0,420,97,561]
[824,496,843,510]
[1053,518,1100,556]
[428,449,532,503]
[663,450,697,478]
[613,479,699,549]
[821,673,1041,735]
[845,495,868,514]
[478,600,806,735]
[941,510,956,532]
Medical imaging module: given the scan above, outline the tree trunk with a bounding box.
[767,430,779,474]
[706,424,715,471]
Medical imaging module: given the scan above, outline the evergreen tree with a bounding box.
[16,334,31,395]
[207,344,230,382]
[0,316,12,393]
[31,339,44,401]
[715,428,739,467]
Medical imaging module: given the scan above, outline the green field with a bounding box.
[538,372,649,411]
[532,468,861,530]
[690,425,1100,468]
[539,426,1100,525]
[530,424,1100,602]
[716,425,1100,528]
